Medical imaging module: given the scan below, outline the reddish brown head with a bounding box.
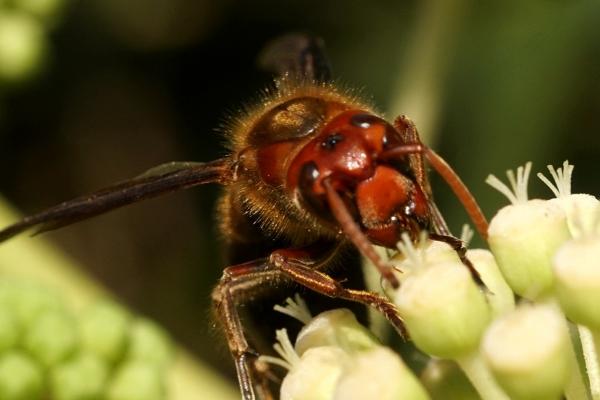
[287,109,431,249]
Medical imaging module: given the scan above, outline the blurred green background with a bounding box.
[0,0,599,383]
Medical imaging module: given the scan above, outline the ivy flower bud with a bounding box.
[333,347,430,400]
[0,278,64,329]
[482,303,571,400]
[79,301,130,364]
[23,309,78,367]
[281,346,351,400]
[466,249,515,317]
[553,235,600,330]
[551,193,599,238]
[486,163,571,299]
[395,261,490,358]
[268,299,428,400]
[107,361,165,400]
[51,353,108,400]
[537,161,600,238]
[0,351,44,400]
[295,309,379,356]
[421,240,461,264]
[0,308,19,353]
[391,239,459,274]
[127,318,173,370]
[421,359,479,400]
[261,325,351,400]
[393,236,491,359]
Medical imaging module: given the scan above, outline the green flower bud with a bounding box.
[295,309,379,356]
[127,318,173,369]
[548,194,599,238]
[488,201,570,298]
[391,239,459,278]
[537,161,600,238]
[0,11,47,82]
[391,227,472,284]
[0,308,19,353]
[280,346,351,400]
[265,325,353,399]
[333,347,430,400]
[487,163,571,299]
[421,359,479,400]
[23,309,78,367]
[466,249,515,317]
[51,353,108,400]
[0,278,64,329]
[106,361,165,400]
[394,260,491,358]
[482,303,571,400]
[267,308,425,400]
[80,301,130,364]
[553,235,600,330]
[0,351,44,400]
[420,240,461,265]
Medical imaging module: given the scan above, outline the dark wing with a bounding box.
[0,158,233,242]
[258,33,332,82]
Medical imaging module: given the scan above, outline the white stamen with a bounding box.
[258,355,293,370]
[273,294,312,325]
[258,328,300,371]
[485,162,532,205]
[486,175,518,204]
[537,160,574,199]
[396,232,428,269]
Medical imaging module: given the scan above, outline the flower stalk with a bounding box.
[578,326,600,400]
[455,352,509,400]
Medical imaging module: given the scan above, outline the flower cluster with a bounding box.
[0,278,172,400]
[266,161,600,400]
[259,295,429,400]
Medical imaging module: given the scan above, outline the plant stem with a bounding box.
[564,319,591,400]
[579,326,600,400]
[456,352,509,400]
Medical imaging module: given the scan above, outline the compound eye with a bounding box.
[299,161,320,186]
[298,161,330,216]
[320,133,344,150]
[351,112,403,150]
